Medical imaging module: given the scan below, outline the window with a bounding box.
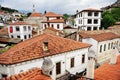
[88,19,92,24]
[24,35,27,39]
[17,35,20,38]
[111,42,113,49]
[81,13,82,17]
[79,20,81,24]
[94,19,98,24]
[56,62,61,75]
[51,24,54,28]
[23,26,26,31]
[44,24,47,29]
[1,74,7,78]
[88,12,92,16]
[82,54,85,63]
[28,26,31,30]
[104,44,106,51]
[57,24,59,29]
[94,12,98,16]
[70,58,74,68]
[57,17,60,19]
[100,45,102,53]
[87,27,91,30]
[108,43,110,50]
[11,35,14,38]
[16,26,20,31]
[29,34,31,38]
[93,27,97,30]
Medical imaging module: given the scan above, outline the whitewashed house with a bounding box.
[0,33,91,80]
[42,12,64,31]
[8,21,32,41]
[82,32,120,65]
[74,8,102,31]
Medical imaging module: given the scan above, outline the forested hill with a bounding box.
[0,6,18,13]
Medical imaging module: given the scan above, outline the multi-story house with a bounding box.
[8,21,32,41]
[0,33,91,80]
[82,32,120,65]
[74,8,102,31]
[42,12,64,31]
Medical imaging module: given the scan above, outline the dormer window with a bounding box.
[43,41,49,52]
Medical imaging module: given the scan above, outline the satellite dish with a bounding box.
[41,58,54,76]
[88,50,96,58]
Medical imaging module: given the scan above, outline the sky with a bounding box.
[0,0,116,14]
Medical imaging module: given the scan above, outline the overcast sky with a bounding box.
[0,0,116,14]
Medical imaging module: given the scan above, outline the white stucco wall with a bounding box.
[0,48,89,80]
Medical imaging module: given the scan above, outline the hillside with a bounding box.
[0,6,18,13]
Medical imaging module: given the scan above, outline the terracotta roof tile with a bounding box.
[44,12,63,17]
[82,8,102,12]
[91,32,120,42]
[2,68,51,80]
[95,55,120,80]
[42,19,64,23]
[9,21,30,25]
[0,34,91,64]
[29,12,43,17]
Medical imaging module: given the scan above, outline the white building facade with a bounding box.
[82,32,120,65]
[8,21,32,41]
[74,8,102,31]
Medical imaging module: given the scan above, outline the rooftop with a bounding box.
[29,12,43,17]
[44,12,63,17]
[91,32,120,42]
[9,21,30,25]
[95,55,120,80]
[0,33,91,64]
[2,68,51,80]
[42,19,64,23]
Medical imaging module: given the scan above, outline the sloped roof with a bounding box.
[2,68,51,80]
[0,33,91,64]
[91,32,120,42]
[42,19,64,23]
[9,21,30,25]
[95,55,120,80]
[44,12,63,17]
[82,8,102,12]
[29,12,43,17]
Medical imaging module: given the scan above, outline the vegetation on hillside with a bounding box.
[1,6,18,13]
[101,8,120,29]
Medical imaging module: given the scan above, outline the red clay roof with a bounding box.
[95,55,120,80]
[44,12,63,17]
[91,32,120,42]
[42,19,64,23]
[29,12,43,17]
[2,68,51,80]
[0,33,91,64]
[9,21,30,25]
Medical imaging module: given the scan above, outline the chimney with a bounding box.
[110,43,118,64]
[43,41,49,51]
[86,50,96,80]
[76,28,79,41]
[56,31,59,36]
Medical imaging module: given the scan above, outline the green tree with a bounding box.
[101,14,115,29]
[111,8,120,21]
[27,12,31,17]
[62,14,70,21]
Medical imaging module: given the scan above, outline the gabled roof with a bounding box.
[9,21,30,25]
[91,32,120,42]
[42,19,64,23]
[44,12,63,17]
[0,33,91,64]
[2,68,51,80]
[95,55,120,80]
[29,12,43,17]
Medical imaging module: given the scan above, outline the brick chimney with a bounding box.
[86,50,96,80]
[43,41,49,52]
